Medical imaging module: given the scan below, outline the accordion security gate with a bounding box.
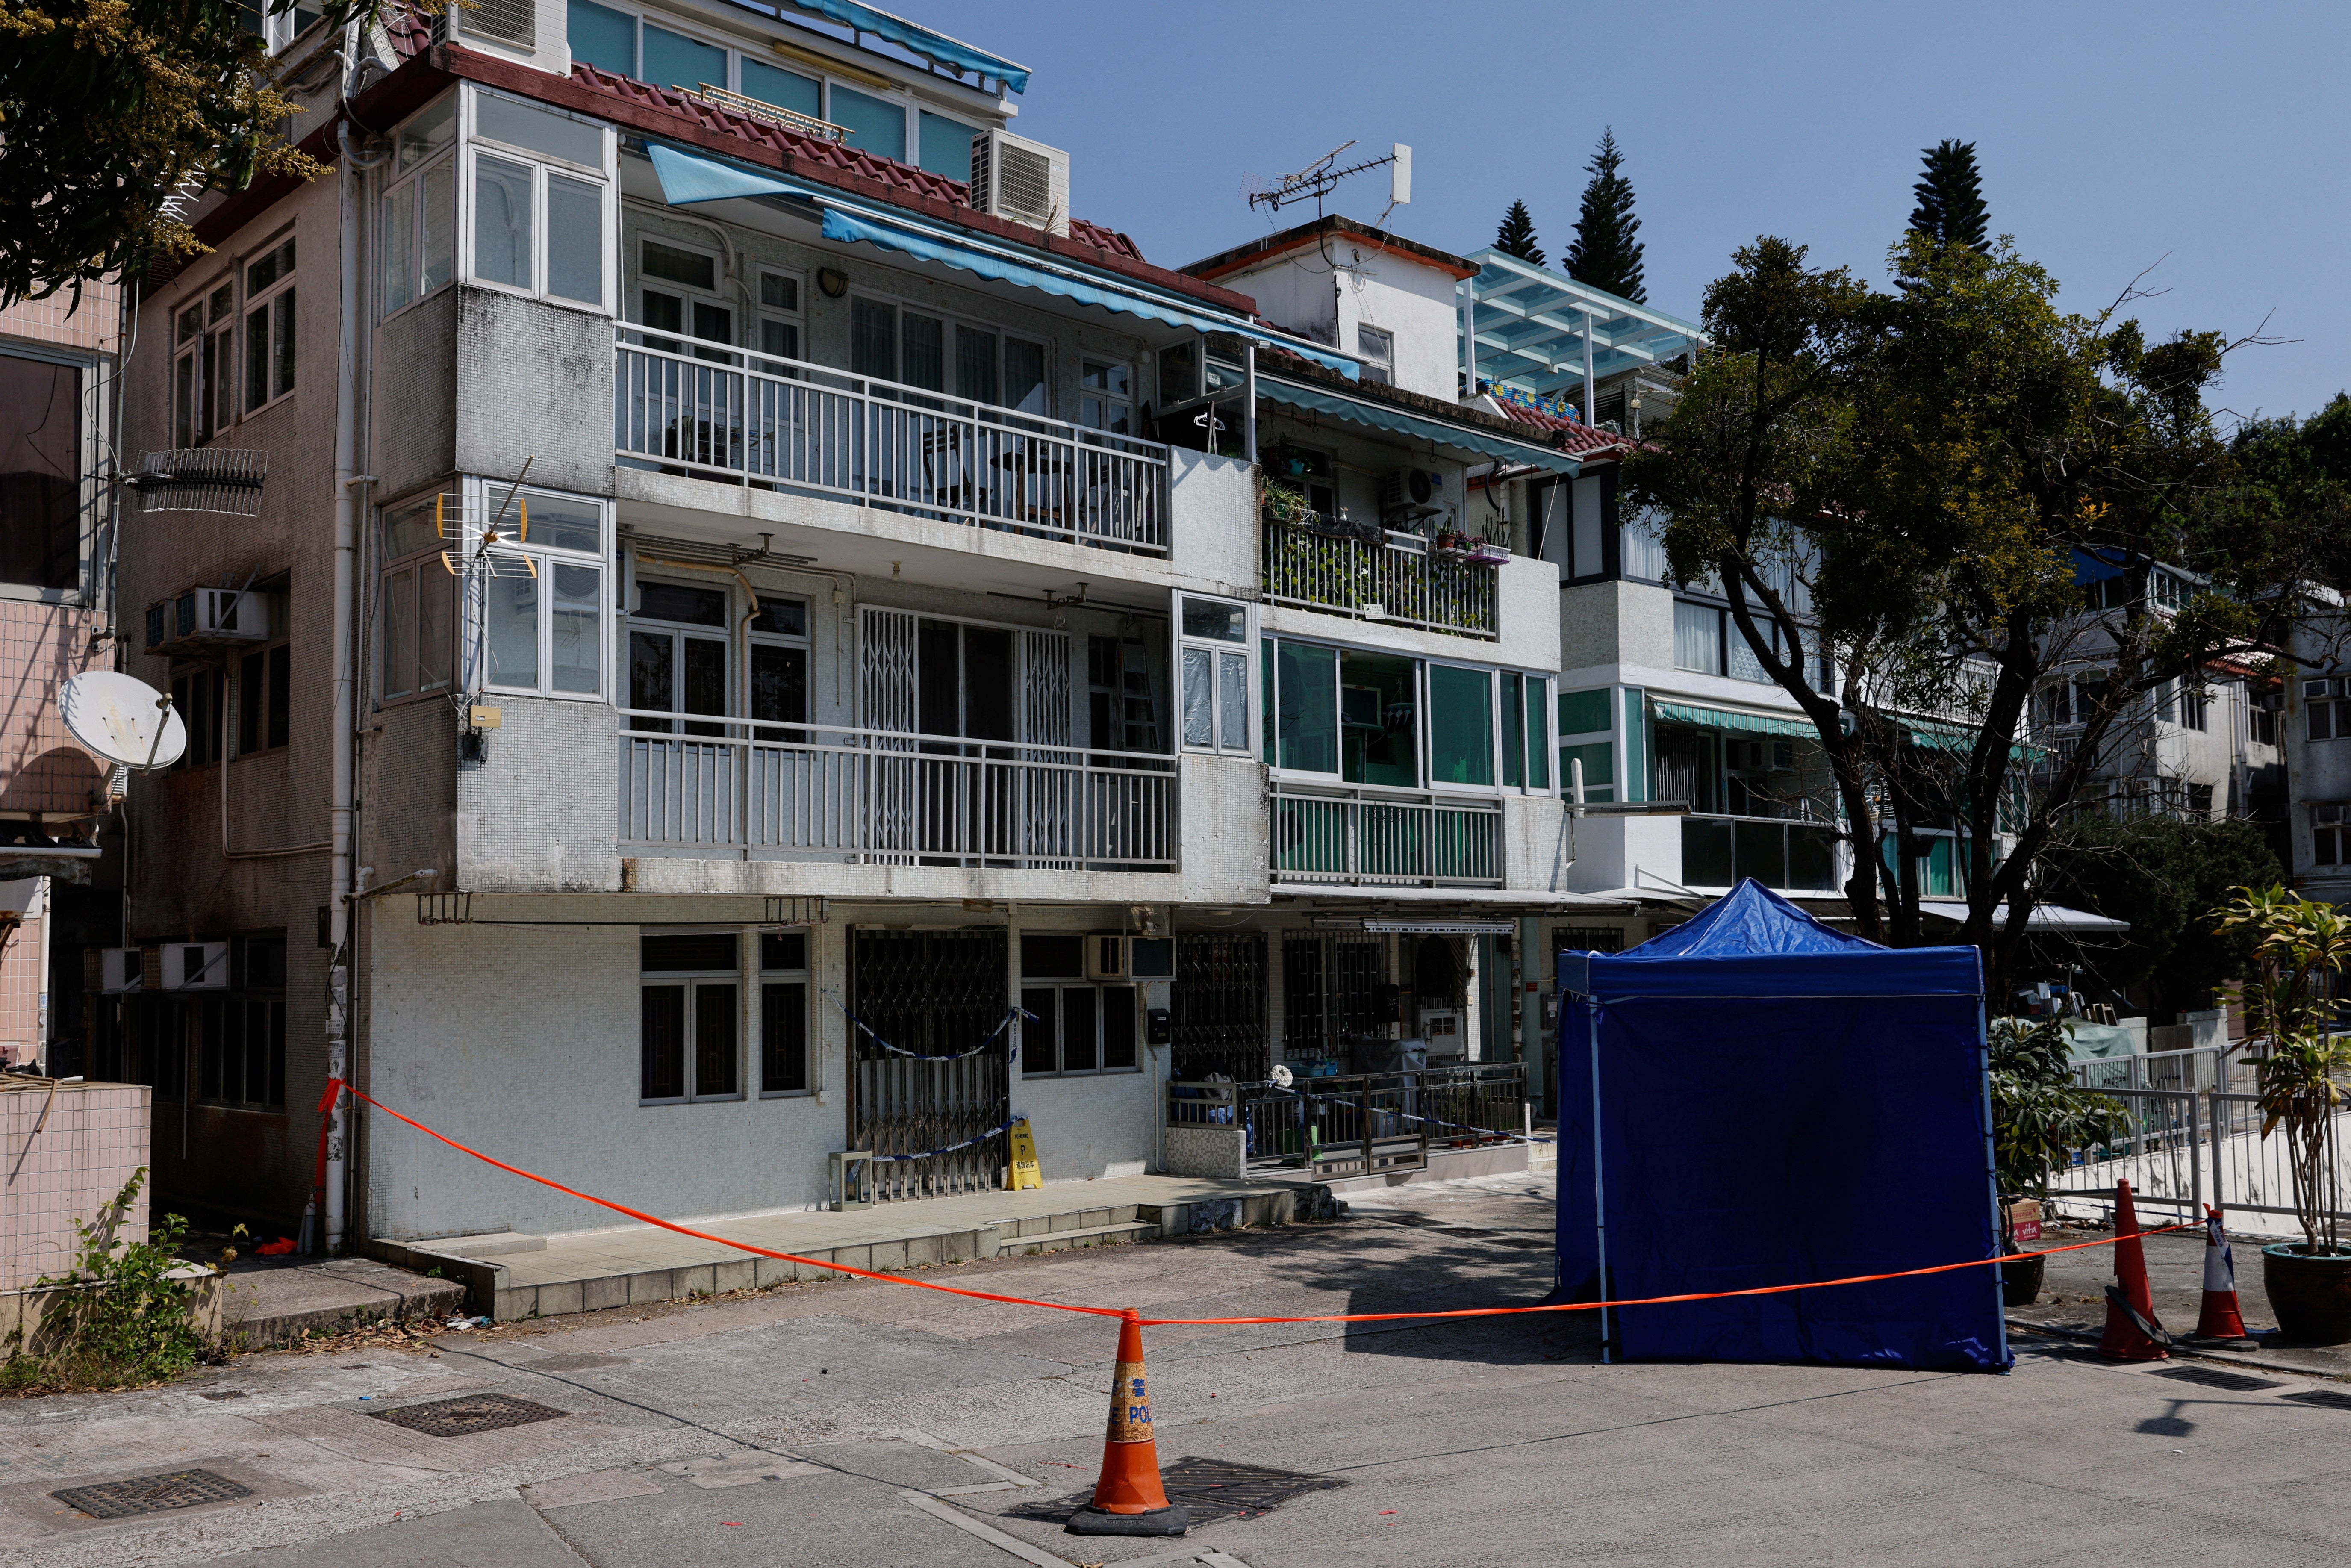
[1170,934,1267,1083]
[848,928,1011,1201]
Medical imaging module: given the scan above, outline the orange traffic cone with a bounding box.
[2098,1179,2171,1362]
[1066,1311,1189,1537]
[2192,1204,2253,1342]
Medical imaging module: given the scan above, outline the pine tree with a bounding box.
[1564,130,1645,304]
[1494,200,1545,266]
[1909,139,1989,251]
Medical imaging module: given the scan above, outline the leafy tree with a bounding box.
[1621,232,2337,995]
[1909,139,1988,251]
[1564,129,1644,304]
[1494,199,1544,266]
[2039,814,2283,1017]
[0,0,335,307]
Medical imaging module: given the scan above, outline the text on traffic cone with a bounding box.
[1088,1311,1176,1515]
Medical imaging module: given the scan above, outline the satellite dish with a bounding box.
[61,670,186,773]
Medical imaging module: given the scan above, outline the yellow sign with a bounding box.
[1008,1118,1041,1190]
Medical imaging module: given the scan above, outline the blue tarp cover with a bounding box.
[1252,377,1580,475]
[778,0,1031,93]
[1557,880,2007,1372]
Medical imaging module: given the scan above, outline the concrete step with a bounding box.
[994,1221,1156,1255]
[221,1256,468,1348]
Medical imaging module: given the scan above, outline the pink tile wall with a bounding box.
[0,285,122,355]
[0,909,40,1065]
[0,1082,151,1291]
[0,601,109,816]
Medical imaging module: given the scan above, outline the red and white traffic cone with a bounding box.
[2099,1179,2171,1361]
[2193,1203,2253,1342]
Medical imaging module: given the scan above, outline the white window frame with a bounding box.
[745,591,811,738]
[1355,324,1395,386]
[376,492,458,707]
[1177,595,1254,756]
[757,928,813,1098]
[845,287,1047,410]
[626,574,734,728]
[173,276,238,446]
[465,478,613,702]
[380,93,458,320]
[1078,356,1134,435]
[242,233,297,415]
[639,928,745,1105]
[460,85,615,314]
[1425,659,1502,796]
[1018,974,1143,1079]
[753,265,807,371]
[632,231,735,354]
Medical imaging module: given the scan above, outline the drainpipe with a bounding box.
[1241,343,1257,464]
[325,115,363,1254]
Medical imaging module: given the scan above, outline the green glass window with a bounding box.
[566,0,634,76]
[918,110,974,180]
[642,24,725,94]
[740,60,821,118]
[1338,649,1417,787]
[1428,665,1494,786]
[1526,678,1550,789]
[1275,641,1337,774]
[1260,637,1276,764]
[1557,687,1612,737]
[1501,672,1525,787]
[830,84,906,162]
[1561,741,1613,801]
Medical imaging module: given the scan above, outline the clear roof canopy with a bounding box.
[1458,248,1705,400]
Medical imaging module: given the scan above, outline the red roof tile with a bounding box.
[1484,398,1632,458]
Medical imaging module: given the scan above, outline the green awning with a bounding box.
[1253,376,1581,475]
[1650,700,1818,739]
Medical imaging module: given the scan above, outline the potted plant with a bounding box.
[2213,885,2351,1341]
[1988,1015,2128,1306]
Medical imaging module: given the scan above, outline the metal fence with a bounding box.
[1262,521,1498,638]
[619,717,1175,868]
[2047,1081,2351,1237]
[2069,1043,2240,1093]
[615,332,1170,554]
[1270,785,1503,888]
[1167,1063,1527,1178]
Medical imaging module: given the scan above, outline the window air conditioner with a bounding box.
[1129,937,1176,983]
[2304,678,2337,701]
[162,941,229,991]
[145,587,268,651]
[94,948,144,994]
[1084,933,1132,982]
[1379,468,1445,520]
[970,130,1070,236]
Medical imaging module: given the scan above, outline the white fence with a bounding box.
[619,717,1175,868]
[2047,1084,2351,1239]
[615,332,1169,554]
[1262,521,1498,638]
[1269,785,1503,887]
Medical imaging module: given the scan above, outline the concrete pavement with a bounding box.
[10,1173,2351,1566]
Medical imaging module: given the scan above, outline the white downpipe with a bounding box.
[326,117,362,1253]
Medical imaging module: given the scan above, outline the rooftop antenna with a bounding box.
[1250,141,1412,215]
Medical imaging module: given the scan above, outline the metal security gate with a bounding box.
[1280,932,1388,1062]
[849,928,1009,1201]
[1170,933,1266,1082]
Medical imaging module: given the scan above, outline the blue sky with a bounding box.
[942,0,2348,425]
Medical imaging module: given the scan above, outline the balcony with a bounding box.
[619,718,1175,869]
[1679,813,1841,892]
[614,331,1170,555]
[1270,783,1503,888]
[1262,519,1498,638]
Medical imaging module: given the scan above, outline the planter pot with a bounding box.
[2000,1251,2045,1307]
[2261,1243,2351,1343]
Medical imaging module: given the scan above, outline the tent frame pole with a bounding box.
[1976,997,2010,1367]
[1590,999,1613,1363]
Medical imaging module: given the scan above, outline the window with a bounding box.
[242,236,296,413]
[849,295,1042,408]
[237,640,290,755]
[1498,673,1550,790]
[1019,934,1138,1076]
[470,485,608,700]
[642,22,725,93]
[1673,600,1721,675]
[1356,325,1394,386]
[1429,665,1494,787]
[829,84,906,162]
[1558,687,1614,802]
[742,60,821,118]
[378,495,456,704]
[198,934,286,1111]
[1621,509,1670,586]
[639,237,731,358]
[468,89,609,310]
[1273,640,1337,774]
[381,96,456,317]
[171,666,226,767]
[1079,360,1131,433]
[754,268,804,369]
[640,931,741,1102]
[1179,596,1251,754]
[173,282,236,446]
[567,0,636,75]
[749,594,809,740]
[1087,631,1162,754]
[1338,648,1417,786]
[759,931,810,1095]
[2178,682,2209,732]
[918,109,975,180]
[0,350,85,590]
[628,580,729,732]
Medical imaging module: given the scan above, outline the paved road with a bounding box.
[9,1174,2351,1567]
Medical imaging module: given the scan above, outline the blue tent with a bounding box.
[1555,880,2009,1371]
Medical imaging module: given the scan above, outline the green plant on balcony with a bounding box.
[1259,475,1317,528]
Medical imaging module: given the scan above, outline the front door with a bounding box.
[848,927,1010,1200]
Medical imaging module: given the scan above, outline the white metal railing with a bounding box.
[1262,520,1498,637]
[2070,1043,2239,1093]
[2045,1082,2351,1239]
[614,330,1170,554]
[618,714,1176,868]
[1270,784,1503,887]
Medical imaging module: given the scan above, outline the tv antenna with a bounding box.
[1250,141,1412,214]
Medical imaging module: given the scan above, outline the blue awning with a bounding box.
[648,142,798,205]
[1252,375,1581,474]
[777,0,1030,93]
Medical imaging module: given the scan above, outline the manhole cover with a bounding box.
[1159,1458,1345,1522]
[53,1469,253,1519]
[367,1392,569,1437]
[2283,1387,2351,1412]
[2149,1365,2280,1393]
[197,1389,249,1401]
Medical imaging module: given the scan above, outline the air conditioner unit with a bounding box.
[94,948,144,994]
[161,941,229,991]
[145,587,267,651]
[2304,678,2338,701]
[1129,937,1176,983]
[1084,933,1132,982]
[970,129,1070,236]
[2318,803,2350,827]
[1379,467,1445,520]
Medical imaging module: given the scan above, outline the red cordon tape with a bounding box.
[322,1077,2194,1328]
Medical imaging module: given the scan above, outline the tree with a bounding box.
[1621,232,2338,997]
[1494,199,1544,266]
[1564,129,1644,303]
[1908,139,1989,251]
[0,0,335,307]
[2039,814,2283,1017]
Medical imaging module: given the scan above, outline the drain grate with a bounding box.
[2149,1365,2280,1393]
[2283,1387,2351,1412]
[53,1469,253,1519]
[367,1392,569,1437]
[197,1388,249,1402]
[1159,1458,1347,1522]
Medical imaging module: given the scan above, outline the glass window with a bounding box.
[545,173,603,305]
[1079,360,1131,433]
[741,59,820,118]
[469,486,608,700]
[420,162,455,295]
[398,93,456,171]
[917,109,974,180]
[1428,665,1494,786]
[1218,651,1248,752]
[566,0,635,76]
[1021,981,1139,1077]
[1356,324,1394,386]
[1673,600,1721,675]
[640,931,740,1103]
[829,84,906,161]
[1275,640,1337,774]
[954,324,996,403]
[1339,648,1417,787]
[1526,677,1550,789]
[473,153,533,288]
[850,297,895,378]
[0,352,81,589]
[1562,740,1612,800]
[1005,337,1047,415]
[1502,672,1525,787]
[549,562,602,694]
[475,92,604,168]
[642,239,715,291]
[641,22,728,91]
[484,573,539,689]
[1179,599,1252,757]
[902,310,944,390]
[1182,597,1246,642]
[383,178,416,313]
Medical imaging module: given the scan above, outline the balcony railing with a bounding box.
[1270,784,1503,887]
[614,331,1170,555]
[619,716,1176,869]
[1262,519,1498,638]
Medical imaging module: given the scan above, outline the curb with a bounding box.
[2006,1317,2351,1383]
